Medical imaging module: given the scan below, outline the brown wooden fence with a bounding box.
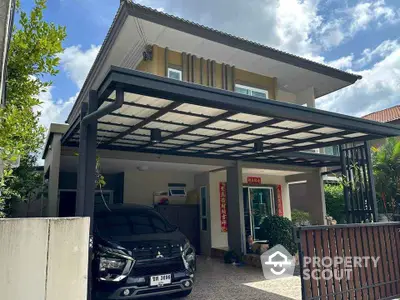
[294,222,400,300]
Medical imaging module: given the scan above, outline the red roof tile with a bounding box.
[362,105,400,123]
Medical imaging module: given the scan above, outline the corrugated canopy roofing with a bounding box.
[61,67,400,168]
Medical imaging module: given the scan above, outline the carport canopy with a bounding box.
[64,66,400,286]
[61,66,400,169]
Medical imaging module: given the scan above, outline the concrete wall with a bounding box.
[43,124,69,217]
[209,170,291,249]
[296,86,315,107]
[0,217,89,300]
[286,171,326,225]
[124,169,196,206]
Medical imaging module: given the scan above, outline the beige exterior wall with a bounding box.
[135,45,316,107]
[123,169,196,206]
[0,217,89,300]
[136,45,278,98]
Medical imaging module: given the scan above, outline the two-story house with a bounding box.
[42,1,400,257]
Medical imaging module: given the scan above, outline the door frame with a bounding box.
[243,185,276,242]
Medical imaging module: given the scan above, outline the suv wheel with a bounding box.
[170,289,192,298]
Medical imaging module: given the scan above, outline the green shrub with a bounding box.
[257,215,297,255]
[291,209,311,226]
[324,184,346,223]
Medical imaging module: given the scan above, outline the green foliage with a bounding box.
[324,184,346,223]
[372,137,400,217]
[0,0,66,216]
[257,215,297,255]
[291,209,311,226]
[1,155,45,217]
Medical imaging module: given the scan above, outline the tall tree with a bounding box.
[372,137,400,219]
[0,0,66,216]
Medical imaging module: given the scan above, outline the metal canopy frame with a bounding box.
[63,66,400,169]
[70,66,400,300]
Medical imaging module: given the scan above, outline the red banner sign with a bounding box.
[219,182,228,232]
[247,176,261,185]
[276,184,284,216]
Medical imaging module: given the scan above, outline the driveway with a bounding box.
[170,256,301,300]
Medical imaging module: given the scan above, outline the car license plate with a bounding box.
[150,274,171,286]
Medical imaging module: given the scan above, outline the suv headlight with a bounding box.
[99,257,126,271]
[97,244,135,282]
[182,240,195,269]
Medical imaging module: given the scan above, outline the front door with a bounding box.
[249,187,274,241]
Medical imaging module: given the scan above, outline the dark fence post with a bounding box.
[364,141,378,222]
[293,226,307,300]
[339,144,351,223]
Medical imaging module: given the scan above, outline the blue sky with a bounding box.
[21,0,400,129]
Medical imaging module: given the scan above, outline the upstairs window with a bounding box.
[235,84,268,99]
[168,68,182,81]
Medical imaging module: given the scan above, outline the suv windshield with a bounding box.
[95,209,175,236]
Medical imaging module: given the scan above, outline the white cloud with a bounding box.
[356,40,399,67]
[350,0,398,34]
[35,87,77,130]
[317,40,400,117]
[34,44,100,132]
[59,44,100,88]
[328,55,354,70]
[318,0,399,49]
[274,0,322,56]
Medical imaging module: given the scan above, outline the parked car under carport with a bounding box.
[93,204,196,299]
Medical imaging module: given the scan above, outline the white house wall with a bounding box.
[209,170,291,250]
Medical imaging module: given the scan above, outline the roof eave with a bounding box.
[126,2,362,84]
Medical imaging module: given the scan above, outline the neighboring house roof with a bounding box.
[66,0,362,124]
[362,105,400,123]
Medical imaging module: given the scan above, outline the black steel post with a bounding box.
[364,141,378,222]
[84,90,99,300]
[76,102,88,216]
[293,227,307,300]
[339,144,351,223]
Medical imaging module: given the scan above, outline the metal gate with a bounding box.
[294,223,400,299]
[339,142,378,223]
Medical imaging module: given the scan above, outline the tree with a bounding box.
[1,155,45,216]
[0,0,66,216]
[324,184,346,223]
[372,137,400,219]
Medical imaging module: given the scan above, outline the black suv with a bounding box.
[93,204,196,299]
